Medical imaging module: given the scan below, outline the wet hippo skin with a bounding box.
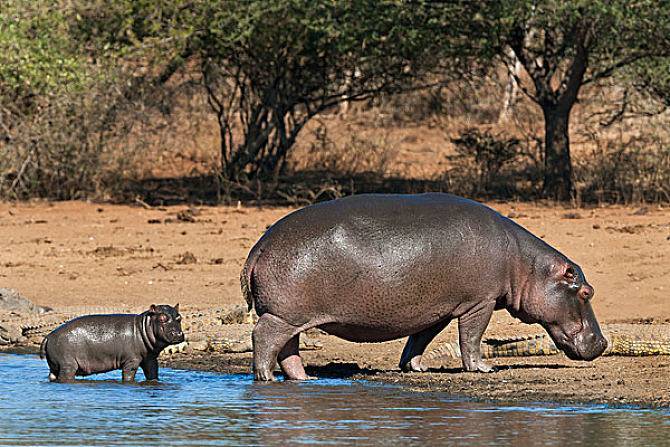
[241,193,607,381]
[41,304,184,382]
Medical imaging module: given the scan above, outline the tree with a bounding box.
[71,0,480,182]
[189,0,479,181]
[0,1,88,127]
[487,1,670,200]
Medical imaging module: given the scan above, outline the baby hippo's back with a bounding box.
[41,304,184,382]
[44,314,144,376]
[46,315,140,373]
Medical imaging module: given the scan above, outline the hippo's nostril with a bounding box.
[579,286,593,301]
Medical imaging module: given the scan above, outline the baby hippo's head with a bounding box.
[148,304,185,345]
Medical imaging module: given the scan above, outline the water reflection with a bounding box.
[0,354,667,446]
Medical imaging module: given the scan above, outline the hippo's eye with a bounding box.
[564,266,576,280]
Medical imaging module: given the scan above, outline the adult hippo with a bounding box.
[241,193,607,381]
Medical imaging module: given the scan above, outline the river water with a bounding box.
[0,353,667,446]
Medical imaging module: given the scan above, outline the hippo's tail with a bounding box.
[240,247,261,312]
[39,337,47,360]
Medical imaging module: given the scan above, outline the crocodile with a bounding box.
[0,288,52,314]
[0,303,321,355]
[0,306,138,345]
[422,323,670,367]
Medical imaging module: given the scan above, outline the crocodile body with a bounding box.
[423,324,670,366]
[0,304,321,355]
[0,306,137,345]
[3,306,663,360]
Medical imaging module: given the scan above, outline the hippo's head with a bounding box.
[148,304,185,345]
[510,257,607,361]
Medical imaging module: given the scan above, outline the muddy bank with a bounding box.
[4,322,669,408]
[1,201,668,409]
[162,337,669,409]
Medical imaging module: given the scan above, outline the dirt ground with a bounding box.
[1,200,668,407]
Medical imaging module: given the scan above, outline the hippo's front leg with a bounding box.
[458,302,496,373]
[141,356,159,381]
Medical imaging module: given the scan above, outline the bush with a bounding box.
[0,81,148,200]
[443,128,535,197]
[297,124,398,177]
[575,140,670,204]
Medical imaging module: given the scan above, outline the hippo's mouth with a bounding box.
[544,325,608,361]
[170,331,185,344]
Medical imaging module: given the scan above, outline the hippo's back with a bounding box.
[45,314,139,362]
[246,193,512,336]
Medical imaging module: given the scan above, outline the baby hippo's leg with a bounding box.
[122,359,141,382]
[141,356,159,381]
[46,358,59,382]
[56,363,77,382]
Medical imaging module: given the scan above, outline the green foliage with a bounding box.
[476,0,670,200]
[173,0,479,180]
[0,0,89,104]
[629,57,670,106]
[1,0,669,202]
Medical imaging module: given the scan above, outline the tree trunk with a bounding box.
[542,106,573,201]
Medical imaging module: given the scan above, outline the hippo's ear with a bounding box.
[174,303,180,313]
[548,260,570,278]
[148,304,158,314]
[564,266,576,280]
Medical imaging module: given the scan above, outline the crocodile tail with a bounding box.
[483,335,560,357]
[39,337,47,360]
[240,246,261,312]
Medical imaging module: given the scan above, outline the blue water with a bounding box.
[0,353,668,446]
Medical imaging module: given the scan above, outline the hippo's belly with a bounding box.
[317,322,415,342]
[318,315,449,343]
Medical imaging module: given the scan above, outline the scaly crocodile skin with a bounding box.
[0,304,315,355]
[423,324,670,365]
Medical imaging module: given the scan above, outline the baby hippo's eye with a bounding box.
[564,266,576,281]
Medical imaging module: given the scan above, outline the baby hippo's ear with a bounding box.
[148,304,158,314]
[174,303,180,313]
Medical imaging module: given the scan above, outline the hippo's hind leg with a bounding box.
[122,359,141,382]
[55,364,77,383]
[45,357,59,382]
[253,313,310,381]
[278,335,312,381]
[399,319,451,372]
[458,301,496,373]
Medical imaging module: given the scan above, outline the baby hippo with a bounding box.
[40,304,184,382]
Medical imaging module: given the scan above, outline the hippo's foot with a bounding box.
[400,355,429,373]
[463,359,496,373]
[278,335,312,380]
[254,367,278,382]
[253,313,313,382]
[399,320,452,373]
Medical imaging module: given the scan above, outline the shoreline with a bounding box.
[6,343,668,410]
[1,201,668,411]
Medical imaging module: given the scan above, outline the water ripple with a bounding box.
[0,353,667,446]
